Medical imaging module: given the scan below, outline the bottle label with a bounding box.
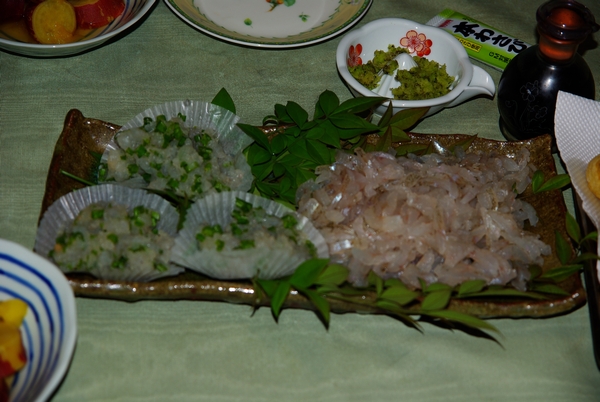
[426,9,530,71]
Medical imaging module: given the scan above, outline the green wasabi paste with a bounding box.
[349,44,454,100]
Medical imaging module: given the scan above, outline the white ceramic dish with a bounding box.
[164,0,372,48]
[0,0,156,57]
[336,17,496,117]
[0,238,77,402]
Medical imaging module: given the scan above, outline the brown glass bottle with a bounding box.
[497,0,599,142]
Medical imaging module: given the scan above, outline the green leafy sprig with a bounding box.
[238,91,428,204]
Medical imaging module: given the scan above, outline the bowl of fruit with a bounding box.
[0,0,156,57]
[0,238,77,402]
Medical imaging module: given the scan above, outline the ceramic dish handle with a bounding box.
[447,66,496,108]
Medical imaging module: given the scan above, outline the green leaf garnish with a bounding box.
[211,87,236,114]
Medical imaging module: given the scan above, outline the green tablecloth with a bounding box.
[2,1,600,400]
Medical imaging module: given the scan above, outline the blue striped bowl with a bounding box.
[0,239,77,402]
[0,0,156,57]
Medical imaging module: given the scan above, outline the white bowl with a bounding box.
[0,0,156,57]
[336,18,496,117]
[0,239,77,402]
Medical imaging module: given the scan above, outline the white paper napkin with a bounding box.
[554,91,600,282]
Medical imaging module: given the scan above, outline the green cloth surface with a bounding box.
[2,0,600,400]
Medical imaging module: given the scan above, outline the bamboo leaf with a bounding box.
[368,271,384,295]
[529,283,571,296]
[256,278,279,297]
[60,170,95,186]
[421,290,452,311]
[238,123,272,151]
[286,101,309,127]
[274,103,293,123]
[293,167,317,187]
[287,139,312,162]
[306,139,334,165]
[529,265,543,280]
[303,289,331,326]
[211,87,236,114]
[271,281,292,318]
[262,114,279,126]
[384,278,407,288]
[535,174,571,193]
[457,280,487,296]
[305,126,325,140]
[394,143,429,156]
[374,126,393,152]
[277,152,303,166]
[252,160,275,182]
[539,265,582,282]
[565,212,581,244]
[388,107,429,130]
[315,264,349,286]
[271,134,287,155]
[337,127,378,140]
[451,135,477,153]
[582,231,599,243]
[329,114,379,131]
[317,90,340,117]
[555,230,573,265]
[425,310,500,334]
[246,143,273,166]
[377,102,395,128]
[531,170,544,193]
[374,300,421,329]
[573,253,600,263]
[380,286,419,306]
[390,126,411,141]
[424,283,453,293]
[457,288,547,299]
[334,96,387,115]
[290,259,329,289]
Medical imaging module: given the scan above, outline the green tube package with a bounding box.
[426,9,531,71]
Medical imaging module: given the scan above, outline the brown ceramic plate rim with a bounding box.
[38,109,586,319]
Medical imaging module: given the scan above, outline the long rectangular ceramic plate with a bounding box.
[38,109,586,318]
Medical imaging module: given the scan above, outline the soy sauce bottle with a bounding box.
[497,0,599,143]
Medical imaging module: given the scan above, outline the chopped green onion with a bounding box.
[234,239,255,250]
[127,164,139,175]
[130,244,146,252]
[111,256,128,269]
[155,263,168,272]
[282,214,298,229]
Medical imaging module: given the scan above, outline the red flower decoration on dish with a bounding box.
[347,44,363,67]
[400,30,432,57]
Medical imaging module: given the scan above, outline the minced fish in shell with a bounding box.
[50,202,175,281]
[100,114,252,200]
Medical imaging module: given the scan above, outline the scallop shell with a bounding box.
[172,191,329,280]
[34,184,183,282]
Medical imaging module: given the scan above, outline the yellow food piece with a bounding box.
[0,300,27,377]
[586,154,600,199]
[0,300,27,329]
[31,0,77,44]
[0,328,26,374]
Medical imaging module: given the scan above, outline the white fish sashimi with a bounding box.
[296,148,550,289]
